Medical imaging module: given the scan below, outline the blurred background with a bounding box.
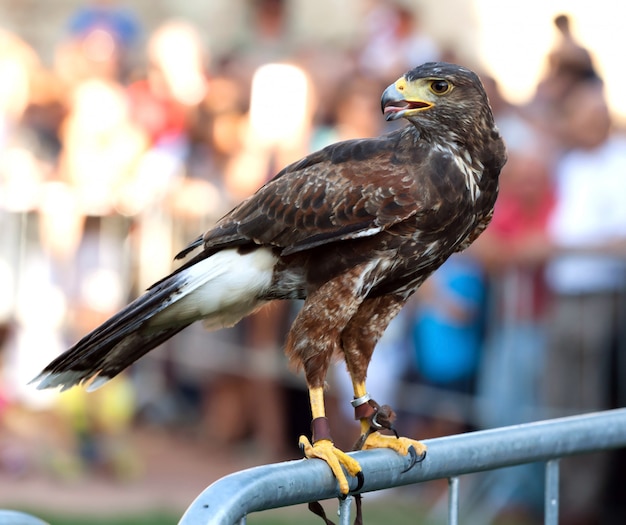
[0,1,625,524]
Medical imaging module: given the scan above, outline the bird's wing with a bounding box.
[177,131,436,260]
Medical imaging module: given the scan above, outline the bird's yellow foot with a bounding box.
[351,395,427,469]
[362,430,427,459]
[299,436,363,495]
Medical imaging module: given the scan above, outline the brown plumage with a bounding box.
[33,62,506,493]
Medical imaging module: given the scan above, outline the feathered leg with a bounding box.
[286,268,369,495]
[341,295,427,459]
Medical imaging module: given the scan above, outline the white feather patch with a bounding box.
[149,247,277,330]
[348,226,384,239]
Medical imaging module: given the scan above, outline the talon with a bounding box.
[402,445,418,472]
[402,444,426,472]
[390,425,399,439]
[299,435,308,448]
[299,435,362,495]
[299,435,313,453]
[362,431,427,465]
[355,470,365,492]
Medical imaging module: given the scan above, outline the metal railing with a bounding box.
[179,408,626,525]
[0,511,49,525]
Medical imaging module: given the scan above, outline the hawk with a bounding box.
[33,62,506,494]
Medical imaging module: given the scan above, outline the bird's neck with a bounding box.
[414,113,501,169]
[407,120,502,204]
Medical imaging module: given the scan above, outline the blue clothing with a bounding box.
[68,6,140,47]
[412,256,485,387]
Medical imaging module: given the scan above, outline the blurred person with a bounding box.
[127,20,207,149]
[0,321,29,477]
[529,14,599,137]
[546,80,626,414]
[0,42,68,274]
[0,38,74,489]
[481,73,549,158]
[0,28,46,231]
[476,140,556,428]
[125,19,229,234]
[55,79,142,281]
[0,29,67,184]
[0,30,39,143]
[182,71,248,197]
[407,252,486,437]
[227,0,296,90]
[224,63,315,199]
[311,73,386,150]
[56,0,141,87]
[0,30,67,410]
[53,376,141,480]
[544,78,626,525]
[536,15,597,108]
[20,68,67,167]
[197,73,248,168]
[60,78,147,224]
[358,1,440,83]
[0,29,51,216]
[240,0,292,57]
[472,138,556,522]
[67,0,141,53]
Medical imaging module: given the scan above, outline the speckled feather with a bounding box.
[200,132,423,256]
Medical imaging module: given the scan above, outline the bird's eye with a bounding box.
[430,80,451,95]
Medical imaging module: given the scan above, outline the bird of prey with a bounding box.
[33,62,506,494]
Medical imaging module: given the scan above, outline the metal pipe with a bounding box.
[179,408,626,525]
[544,459,560,525]
[447,477,459,525]
[338,496,352,525]
[0,511,49,525]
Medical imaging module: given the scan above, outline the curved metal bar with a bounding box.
[179,408,626,525]
[0,511,50,525]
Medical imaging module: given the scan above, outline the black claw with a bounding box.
[354,470,365,492]
[402,446,418,472]
[401,445,427,473]
[353,434,367,452]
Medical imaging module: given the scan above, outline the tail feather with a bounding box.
[31,273,195,391]
[33,324,190,391]
[32,247,278,392]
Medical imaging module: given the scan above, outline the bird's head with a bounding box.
[381,62,496,145]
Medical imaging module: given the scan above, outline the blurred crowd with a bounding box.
[0,2,625,524]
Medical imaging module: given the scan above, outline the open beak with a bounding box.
[381,82,432,121]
